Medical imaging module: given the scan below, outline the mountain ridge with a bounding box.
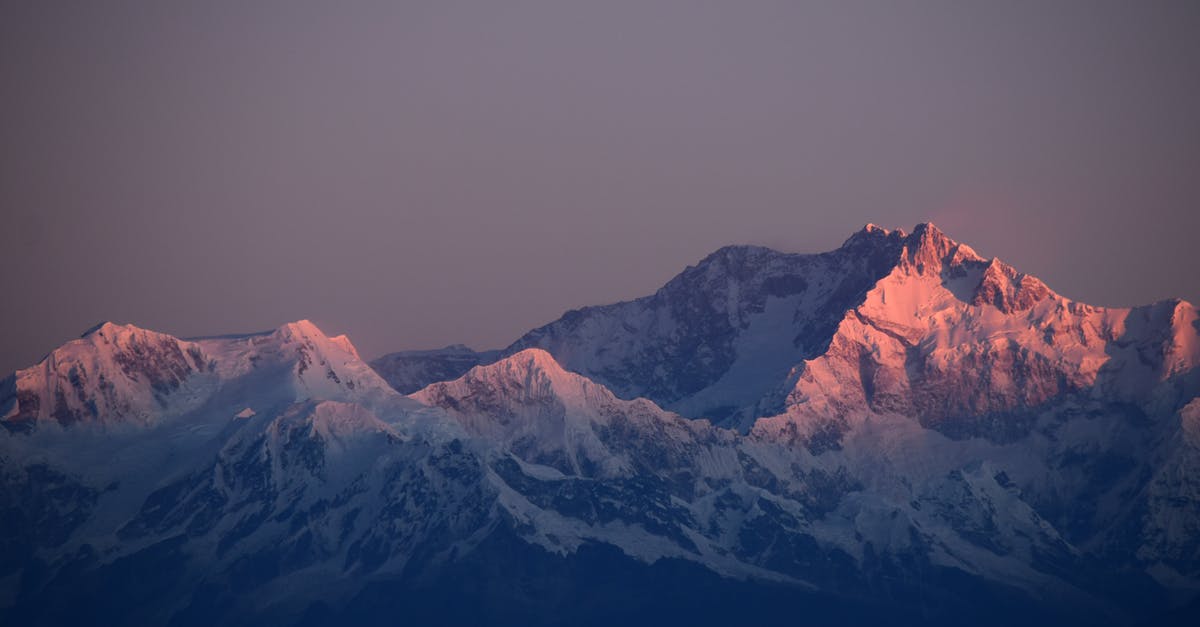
[1,223,1197,626]
[496,222,1196,434]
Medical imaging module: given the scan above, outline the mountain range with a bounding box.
[2,223,1197,626]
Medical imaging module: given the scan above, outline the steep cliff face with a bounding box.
[503,226,907,425]
[2,224,1198,626]
[501,223,1199,443]
[753,224,1199,448]
[1,323,215,430]
[1,320,403,433]
[407,350,1099,604]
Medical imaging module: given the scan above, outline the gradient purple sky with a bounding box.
[2,1,1199,375]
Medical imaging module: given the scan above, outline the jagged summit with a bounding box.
[2,223,1199,626]
[894,222,984,275]
[909,220,946,240]
[838,222,986,276]
[77,320,172,342]
[272,319,327,341]
[80,320,124,338]
[410,347,687,431]
[1,318,397,431]
[443,348,576,390]
[971,257,1052,313]
[840,222,907,249]
[410,347,692,478]
[696,221,1052,314]
[411,348,623,414]
[496,222,1198,435]
[2,322,210,430]
[498,347,567,372]
[903,222,954,267]
[502,223,1025,426]
[269,319,363,358]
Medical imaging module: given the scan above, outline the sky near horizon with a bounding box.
[2,1,1199,376]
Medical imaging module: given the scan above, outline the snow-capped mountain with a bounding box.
[504,226,907,426]
[503,223,1200,435]
[408,350,1106,610]
[1,322,214,430]
[411,348,703,470]
[1,224,1198,626]
[1,319,402,433]
[754,224,1199,444]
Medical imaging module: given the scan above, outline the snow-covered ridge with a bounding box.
[1,223,1199,625]
[499,225,907,426]
[412,348,630,414]
[1,322,213,429]
[410,348,707,477]
[498,223,1198,438]
[7,224,1196,445]
[1,319,401,432]
[755,226,1200,446]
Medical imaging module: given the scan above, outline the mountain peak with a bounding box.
[80,320,122,337]
[893,222,984,274]
[910,220,944,238]
[908,221,950,252]
[474,348,572,381]
[967,258,1052,313]
[409,347,620,419]
[694,244,780,270]
[5,321,209,429]
[271,320,368,360]
[79,321,165,341]
[68,321,197,356]
[902,222,955,270]
[840,222,906,249]
[839,222,984,274]
[270,319,363,355]
[274,319,326,339]
[409,346,679,478]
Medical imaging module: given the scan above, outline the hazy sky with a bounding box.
[2,1,1199,376]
